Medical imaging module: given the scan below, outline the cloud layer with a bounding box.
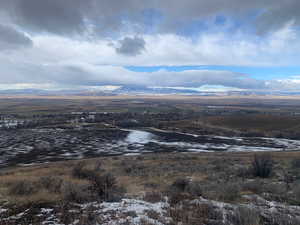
[0,24,32,50]
[0,0,299,91]
[2,0,300,35]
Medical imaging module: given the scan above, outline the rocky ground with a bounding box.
[1,194,299,225]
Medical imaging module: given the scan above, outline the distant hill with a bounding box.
[0,89,113,96]
[112,85,202,95]
[0,87,300,96]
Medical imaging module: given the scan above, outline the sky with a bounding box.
[0,0,300,91]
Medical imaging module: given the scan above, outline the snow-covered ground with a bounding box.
[123,129,300,153]
[0,128,300,167]
[1,196,299,225]
[0,199,170,225]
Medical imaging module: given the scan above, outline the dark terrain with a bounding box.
[0,96,300,225]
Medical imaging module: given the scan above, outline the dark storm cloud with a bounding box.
[0,24,32,50]
[115,37,146,56]
[155,0,300,34]
[0,0,145,35]
[256,1,300,34]
[9,0,88,34]
[0,0,299,35]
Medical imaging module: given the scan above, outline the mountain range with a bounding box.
[0,86,300,96]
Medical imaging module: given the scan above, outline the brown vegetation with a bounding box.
[1,151,299,207]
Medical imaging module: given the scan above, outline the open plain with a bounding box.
[0,96,300,224]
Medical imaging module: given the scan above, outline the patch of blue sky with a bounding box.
[126,65,300,80]
[175,12,261,37]
[214,15,227,26]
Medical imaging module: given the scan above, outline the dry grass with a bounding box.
[0,151,299,206]
[205,114,300,133]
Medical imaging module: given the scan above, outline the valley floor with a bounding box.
[1,126,300,168]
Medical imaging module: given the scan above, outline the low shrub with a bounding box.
[294,184,300,203]
[170,178,190,192]
[166,178,203,204]
[71,162,92,179]
[38,176,63,193]
[237,166,252,179]
[88,172,125,202]
[186,181,203,197]
[211,158,229,171]
[291,158,300,169]
[122,161,146,176]
[61,181,92,203]
[71,162,125,202]
[8,180,37,196]
[94,160,103,171]
[242,180,264,194]
[216,182,241,202]
[202,182,241,202]
[251,154,273,178]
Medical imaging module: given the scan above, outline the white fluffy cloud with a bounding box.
[0,0,300,91]
[0,59,262,88]
[7,22,299,67]
[0,24,299,90]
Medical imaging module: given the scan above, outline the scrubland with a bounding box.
[1,151,300,224]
